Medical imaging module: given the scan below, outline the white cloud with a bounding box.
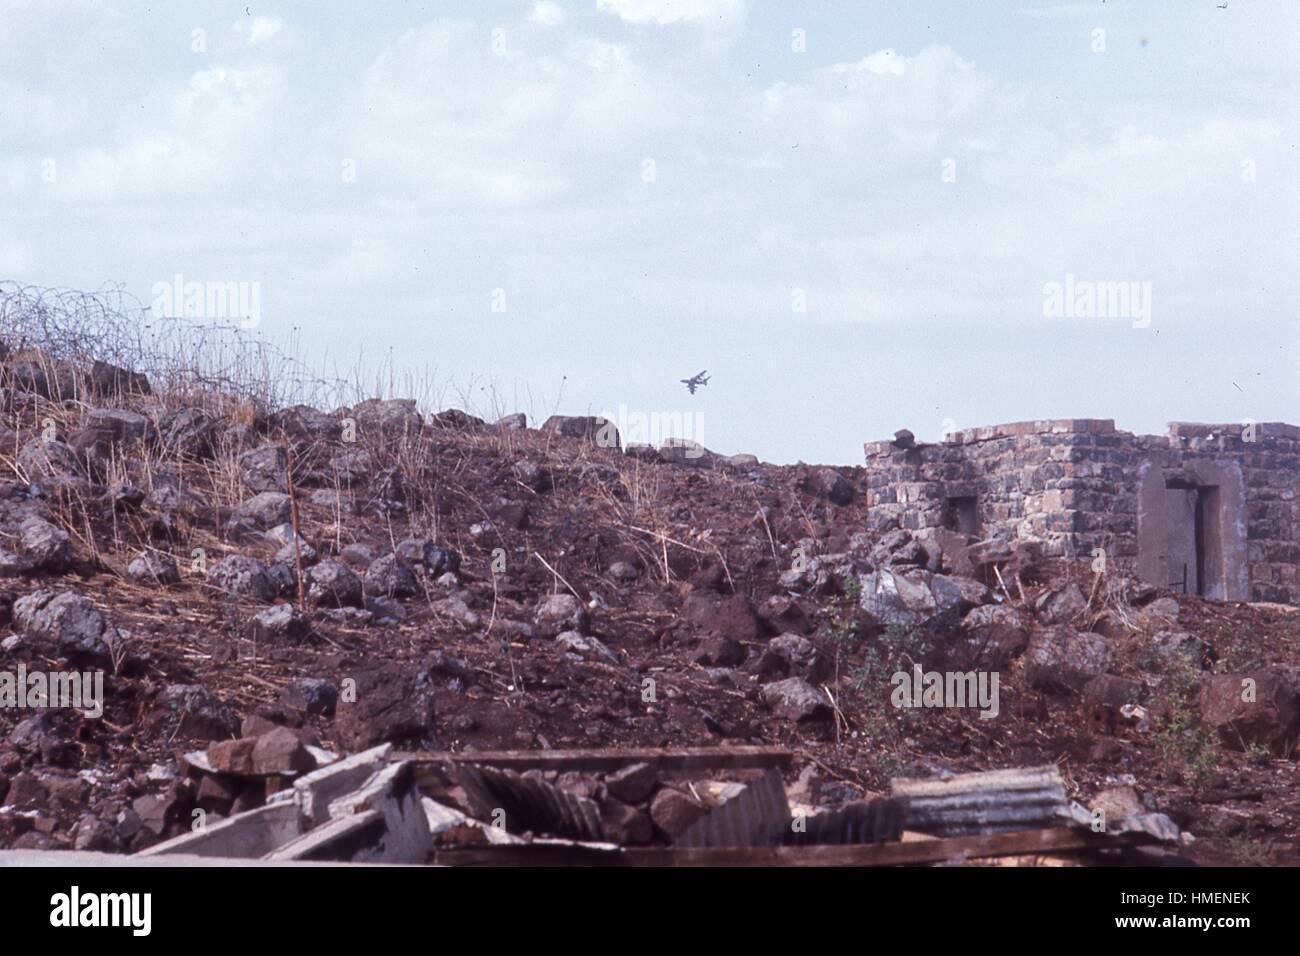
[597,0,744,25]
[247,16,284,46]
[527,2,566,27]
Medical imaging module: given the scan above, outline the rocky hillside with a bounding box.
[0,339,1296,864]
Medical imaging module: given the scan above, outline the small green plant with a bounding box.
[1152,654,1222,788]
[1245,742,1272,768]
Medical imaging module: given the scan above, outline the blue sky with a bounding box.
[2,0,1296,462]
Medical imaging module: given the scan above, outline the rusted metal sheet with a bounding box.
[457,764,604,842]
[677,769,790,848]
[890,765,1076,836]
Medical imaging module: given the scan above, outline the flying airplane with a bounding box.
[680,370,710,394]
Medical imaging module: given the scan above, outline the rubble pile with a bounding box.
[0,342,1296,865]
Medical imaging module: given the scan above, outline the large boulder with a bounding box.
[230,492,292,529]
[1199,671,1299,755]
[540,415,619,448]
[158,407,219,459]
[306,559,363,608]
[858,569,935,627]
[88,360,151,398]
[146,684,239,742]
[332,662,438,750]
[364,553,420,599]
[13,590,117,667]
[86,408,153,443]
[760,677,832,723]
[17,438,83,483]
[350,399,423,441]
[800,467,854,506]
[683,591,764,643]
[207,555,279,601]
[238,444,288,494]
[19,516,72,572]
[534,593,588,638]
[1024,626,1111,694]
[272,405,341,442]
[127,550,181,586]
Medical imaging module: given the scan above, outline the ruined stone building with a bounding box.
[863,419,1300,605]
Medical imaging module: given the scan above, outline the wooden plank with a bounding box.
[431,828,1155,868]
[395,745,794,774]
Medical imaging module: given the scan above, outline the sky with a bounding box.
[1,0,1296,463]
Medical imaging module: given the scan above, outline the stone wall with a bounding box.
[863,419,1300,605]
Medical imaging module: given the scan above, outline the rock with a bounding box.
[364,553,420,599]
[605,762,657,804]
[1082,674,1146,709]
[72,813,119,852]
[272,405,340,442]
[251,727,317,775]
[396,539,460,576]
[238,444,288,494]
[692,633,745,667]
[555,631,618,664]
[857,569,935,627]
[495,412,528,430]
[535,593,588,638]
[1024,626,1111,694]
[958,604,1030,667]
[540,415,620,448]
[148,684,239,742]
[1035,583,1089,625]
[306,559,364,608]
[87,407,152,443]
[279,678,339,717]
[760,677,832,723]
[430,595,478,629]
[89,360,152,398]
[1199,670,1299,754]
[683,591,764,643]
[328,447,372,487]
[756,633,826,681]
[600,797,654,845]
[608,560,639,583]
[333,662,439,750]
[893,429,915,448]
[800,467,854,506]
[127,550,181,586]
[207,554,278,601]
[248,603,311,643]
[1090,785,1144,824]
[19,516,72,571]
[927,573,992,616]
[206,737,257,775]
[340,543,376,570]
[1150,631,1214,670]
[158,407,218,458]
[649,787,706,839]
[231,491,292,529]
[133,793,178,838]
[430,409,485,431]
[17,438,83,482]
[512,459,551,492]
[1139,596,1181,628]
[350,398,423,440]
[12,589,116,666]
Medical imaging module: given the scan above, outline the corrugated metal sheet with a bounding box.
[890,765,1074,836]
[457,764,605,841]
[784,798,907,846]
[677,769,791,848]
